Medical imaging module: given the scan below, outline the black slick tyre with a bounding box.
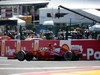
[63,51,73,61]
[16,50,26,61]
[25,53,33,61]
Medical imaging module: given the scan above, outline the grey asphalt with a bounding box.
[0,57,100,75]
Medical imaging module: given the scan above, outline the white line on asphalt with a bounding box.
[0,67,69,70]
[0,66,100,70]
[11,70,70,75]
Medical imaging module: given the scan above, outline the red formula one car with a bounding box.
[16,43,82,61]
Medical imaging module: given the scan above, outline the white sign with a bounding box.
[1,9,6,18]
[87,48,100,60]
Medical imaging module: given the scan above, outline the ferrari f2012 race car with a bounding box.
[16,43,82,61]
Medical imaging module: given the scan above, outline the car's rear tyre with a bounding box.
[16,50,26,61]
[63,51,73,61]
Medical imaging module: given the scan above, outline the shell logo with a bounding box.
[61,44,69,51]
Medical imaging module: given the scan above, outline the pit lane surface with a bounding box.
[0,57,100,75]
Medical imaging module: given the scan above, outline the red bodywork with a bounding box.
[33,46,70,60]
[29,44,81,61]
